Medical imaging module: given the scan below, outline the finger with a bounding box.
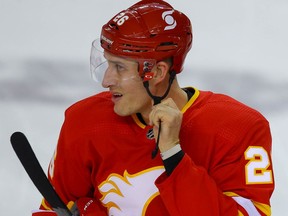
[160,98,179,109]
[149,109,161,127]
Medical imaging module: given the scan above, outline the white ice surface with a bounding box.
[1,0,287,215]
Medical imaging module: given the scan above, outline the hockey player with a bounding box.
[32,0,274,215]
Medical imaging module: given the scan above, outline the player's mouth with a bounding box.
[111,93,123,103]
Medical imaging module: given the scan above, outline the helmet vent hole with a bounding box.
[120,44,149,53]
[109,23,119,30]
[160,42,174,46]
[156,42,178,51]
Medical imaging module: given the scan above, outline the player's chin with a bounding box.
[113,104,132,117]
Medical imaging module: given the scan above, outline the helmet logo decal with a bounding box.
[162,10,177,30]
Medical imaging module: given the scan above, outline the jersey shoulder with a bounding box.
[62,92,126,137]
[184,90,271,149]
[64,91,121,124]
[193,90,268,124]
[66,91,112,115]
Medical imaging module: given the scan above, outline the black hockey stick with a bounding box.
[10,131,73,216]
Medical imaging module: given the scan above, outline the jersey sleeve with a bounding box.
[155,118,274,216]
[36,94,115,215]
[37,110,107,215]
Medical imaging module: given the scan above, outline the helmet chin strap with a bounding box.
[142,70,176,159]
[143,70,176,105]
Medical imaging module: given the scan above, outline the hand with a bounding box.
[149,98,182,152]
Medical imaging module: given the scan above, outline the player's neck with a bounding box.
[140,85,188,125]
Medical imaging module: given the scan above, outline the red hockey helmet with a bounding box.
[99,0,192,78]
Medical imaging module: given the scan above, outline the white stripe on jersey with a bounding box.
[232,196,261,216]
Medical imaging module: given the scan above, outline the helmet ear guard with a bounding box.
[138,59,156,81]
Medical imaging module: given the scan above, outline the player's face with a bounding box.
[102,51,151,117]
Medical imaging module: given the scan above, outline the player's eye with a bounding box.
[116,63,125,72]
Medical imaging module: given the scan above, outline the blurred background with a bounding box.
[1,0,287,215]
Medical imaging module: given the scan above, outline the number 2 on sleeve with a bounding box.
[245,146,273,184]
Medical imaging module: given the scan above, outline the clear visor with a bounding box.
[90,39,154,83]
[90,39,108,82]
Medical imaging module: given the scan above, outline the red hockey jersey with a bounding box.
[37,87,274,215]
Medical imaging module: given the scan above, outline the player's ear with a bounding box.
[152,61,170,84]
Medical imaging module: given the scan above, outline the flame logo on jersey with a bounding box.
[98,166,164,216]
[162,10,177,30]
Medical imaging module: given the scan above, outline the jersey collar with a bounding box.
[132,87,200,129]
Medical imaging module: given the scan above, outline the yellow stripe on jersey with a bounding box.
[41,198,74,211]
[181,87,200,113]
[253,200,271,216]
[238,211,244,216]
[131,113,146,129]
[41,198,52,210]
